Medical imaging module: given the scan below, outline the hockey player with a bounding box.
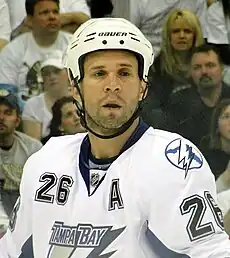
[0,18,230,257]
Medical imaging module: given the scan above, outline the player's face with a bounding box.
[0,104,20,135]
[170,17,195,51]
[78,50,146,135]
[59,102,85,134]
[190,50,223,91]
[218,105,230,141]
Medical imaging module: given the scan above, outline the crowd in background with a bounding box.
[1,0,230,236]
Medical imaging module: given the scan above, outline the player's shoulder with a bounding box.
[140,128,205,176]
[143,127,195,147]
[43,132,86,150]
[27,133,87,163]
[21,133,87,197]
[144,127,198,147]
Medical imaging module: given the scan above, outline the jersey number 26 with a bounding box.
[180,191,224,242]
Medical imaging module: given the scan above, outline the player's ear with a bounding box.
[71,80,80,101]
[138,80,148,101]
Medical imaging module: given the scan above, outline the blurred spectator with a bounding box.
[206,0,230,45]
[87,0,113,18]
[129,0,207,53]
[111,0,128,19]
[222,208,230,236]
[216,189,230,236]
[216,160,230,193]
[42,96,86,144]
[9,0,90,37]
[22,51,70,141]
[218,188,230,215]
[0,0,11,50]
[0,89,42,216]
[0,84,24,112]
[206,0,230,85]
[141,9,204,127]
[168,44,230,145]
[201,99,230,180]
[207,0,215,6]
[207,0,230,61]
[0,0,71,101]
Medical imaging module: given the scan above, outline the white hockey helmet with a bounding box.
[64,18,154,82]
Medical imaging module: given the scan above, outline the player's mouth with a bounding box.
[102,103,122,109]
[49,81,58,86]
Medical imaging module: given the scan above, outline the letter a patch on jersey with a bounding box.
[108,179,124,211]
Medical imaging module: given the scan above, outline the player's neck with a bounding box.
[89,118,140,159]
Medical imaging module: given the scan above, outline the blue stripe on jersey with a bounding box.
[18,235,34,257]
[79,119,149,195]
[146,229,191,258]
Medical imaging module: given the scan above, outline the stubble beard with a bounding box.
[85,105,137,136]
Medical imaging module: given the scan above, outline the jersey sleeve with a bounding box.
[0,152,39,257]
[145,136,230,257]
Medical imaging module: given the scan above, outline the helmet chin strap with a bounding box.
[72,77,147,140]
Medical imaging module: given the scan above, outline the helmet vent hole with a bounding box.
[102,40,107,44]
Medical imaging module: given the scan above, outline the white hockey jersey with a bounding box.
[0,123,230,257]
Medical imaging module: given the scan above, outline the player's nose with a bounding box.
[104,73,121,93]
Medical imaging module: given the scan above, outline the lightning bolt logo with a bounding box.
[165,138,203,177]
[177,140,195,178]
[86,226,126,258]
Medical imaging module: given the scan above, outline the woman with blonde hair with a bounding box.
[160,9,204,83]
[141,9,205,127]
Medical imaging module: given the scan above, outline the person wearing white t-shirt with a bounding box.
[0,0,72,101]
[0,0,10,50]
[206,0,230,82]
[0,89,42,219]
[7,0,90,38]
[207,0,230,45]
[129,0,207,54]
[22,51,70,141]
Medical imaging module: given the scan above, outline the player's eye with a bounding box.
[94,70,106,77]
[119,71,130,76]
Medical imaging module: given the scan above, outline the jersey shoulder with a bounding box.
[20,133,87,195]
[24,133,87,173]
[141,128,206,179]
